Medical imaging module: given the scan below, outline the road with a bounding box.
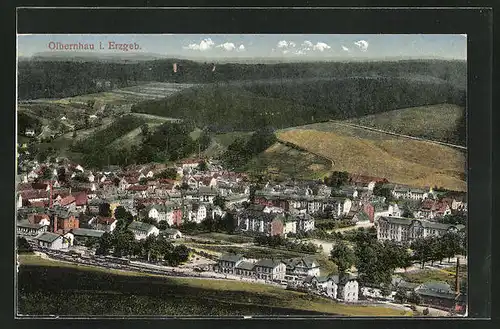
[329,121,467,151]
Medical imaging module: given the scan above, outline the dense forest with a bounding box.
[18,59,466,99]
[131,77,465,132]
[70,117,207,168]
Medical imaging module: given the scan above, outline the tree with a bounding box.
[141,123,149,137]
[220,212,236,233]
[57,167,67,183]
[114,206,128,221]
[394,288,407,303]
[411,237,433,269]
[440,231,463,262]
[156,168,177,180]
[96,232,114,255]
[408,291,422,304]
[98,203,112,217]
[157,221,170,231]
[330,240,355,274]
[197,160,208,172]
[213,195,226,210]
[113,230,136,257]
[373,182,394,203]
[324,171,350,188]
[17,236,32,253]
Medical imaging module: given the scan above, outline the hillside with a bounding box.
[246,142,333,180]
[277,122,466,191]
[131,77,464,132]
[132,85,321,132]
[18,256,410,316]
[19,59,466,100]
[345,104,466,146]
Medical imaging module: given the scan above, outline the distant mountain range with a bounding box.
[20,51,465,64]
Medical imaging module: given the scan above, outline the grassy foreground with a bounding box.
[17,254,411,317]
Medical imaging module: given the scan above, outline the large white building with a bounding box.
[128,221,160,240]
[376,216,465,242]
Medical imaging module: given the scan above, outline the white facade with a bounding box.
[283,220,297,235]
[341,280,359,302]
[131,226,160,240]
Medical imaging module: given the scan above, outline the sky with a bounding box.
[17,34,467,61]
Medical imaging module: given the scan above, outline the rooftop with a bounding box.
[35,232,62,243]
[72,228,106,238]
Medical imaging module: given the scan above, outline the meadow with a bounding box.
[276,120,466,191]
[17,255,410,317]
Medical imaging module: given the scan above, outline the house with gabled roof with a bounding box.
[128,221,159,240]
[216,253,245,274]
[284,257,321,280]
[17,221,49,237]
[254,259,286,281]
[35,232,70,250]
[235,261,256,277]
[89,216,117,233]
[377,216,465,242]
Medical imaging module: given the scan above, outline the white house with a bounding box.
[35,232,70,250]
[335,274,359,302]
[188,203,207,223]
[128,221,160,240]
[297,214,315,232]
[89,216,117,232]
[63,232,75,246]
[285,257,321,279]
[283,219,297,235]
[253,259,287,281]
[377,216,465,242]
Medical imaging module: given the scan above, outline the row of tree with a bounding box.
[329,227,466,288]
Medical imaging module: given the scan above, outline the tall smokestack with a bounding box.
[455,257,460,294]
[49,180,53,209]
[173,63,178,73]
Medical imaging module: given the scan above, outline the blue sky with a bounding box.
[17,34,467,60]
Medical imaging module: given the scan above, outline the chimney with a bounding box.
[455,257,460,294]
[49,180,53,209]
[52,214,58,233]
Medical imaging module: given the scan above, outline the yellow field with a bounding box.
[277,126,466,191]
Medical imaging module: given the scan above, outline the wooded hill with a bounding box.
[131,77,465,132]
[18,59,466,99]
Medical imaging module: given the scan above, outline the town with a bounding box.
[16,152,468,316]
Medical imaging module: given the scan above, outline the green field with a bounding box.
[246,142,332,180]
[399,265,467,287]
[346,104,465,146]
[192,232,256,244]
[17,255,410,316]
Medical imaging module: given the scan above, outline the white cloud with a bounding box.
[277,40,296,49]
[460,34,467,38]
[217,42,236,51]
[313,42,331,52]
[237,44,245,52]
[183,38,215,51]
[341,45,350,52]
[295,50,306,55]
[354,40,369,52]
[282,49,290,54]
[302,40,313,47]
